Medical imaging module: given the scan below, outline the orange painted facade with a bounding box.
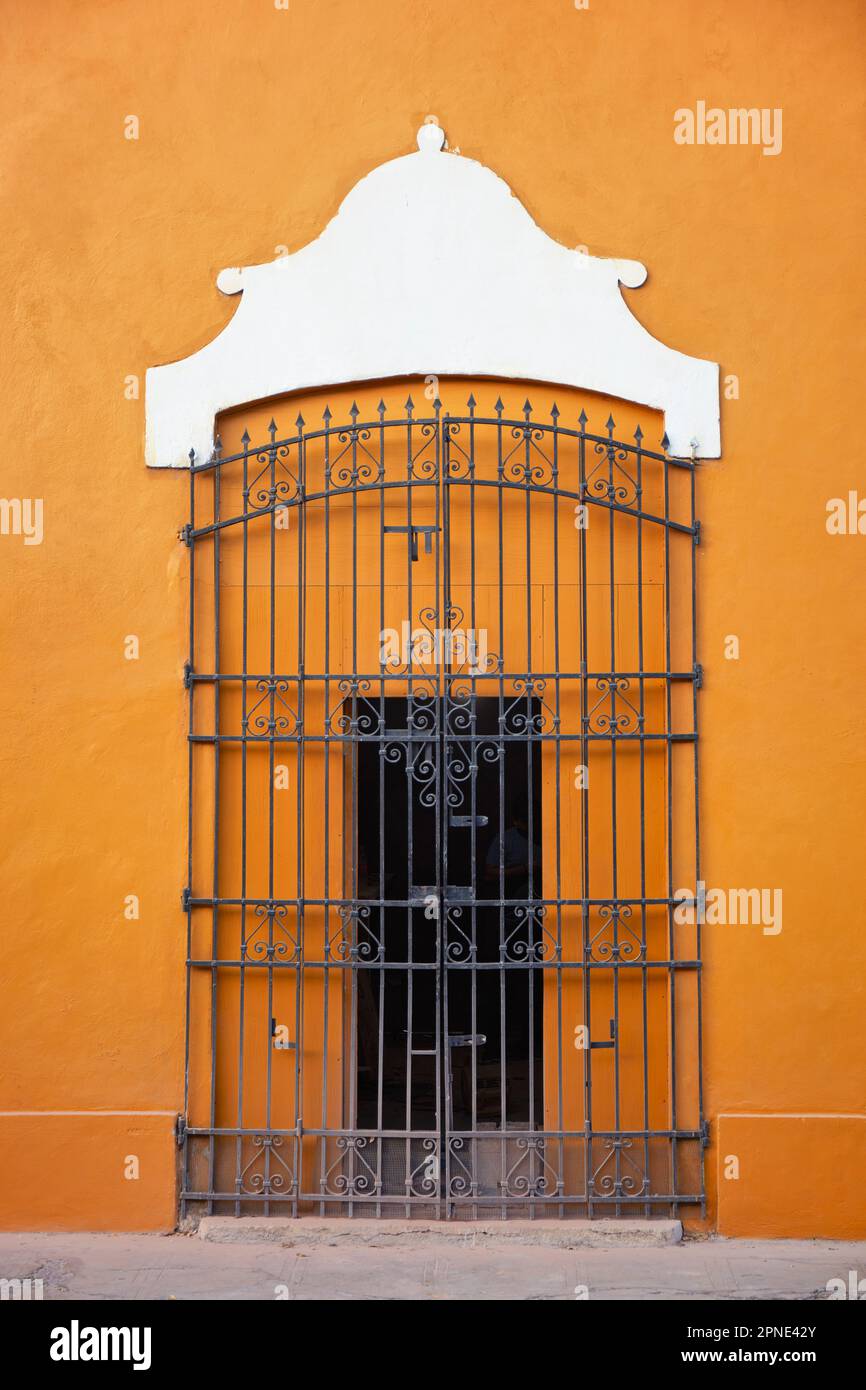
[1,0,864,1235]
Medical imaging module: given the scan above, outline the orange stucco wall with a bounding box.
[1,0,864,1233]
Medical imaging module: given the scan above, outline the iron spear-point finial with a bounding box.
[349,401,359,420]
[404,394,414,413]
[213,434,222,458]
[578,409,588,427]
[296,412,305,429]
[377,398,386,417]
[268,418,277,437]
[433,397,442,412]
[634,424,643,442]
[661,432,671,453]
[494,397,504,414]
[606,414,616,432]
[188,447,196,464]
[466,393,477,410]
[322,404,332,422]
[551,402,560,420]
[240,429,251,447]
[523,398,533,416]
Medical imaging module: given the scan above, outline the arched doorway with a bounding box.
[180,379,704,1219]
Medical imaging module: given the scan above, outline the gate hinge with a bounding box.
[175,1114,186,1147]
[183,662,193,689]
[178,524,193,547]
[700,1119,710,1148]
[181,886,191,912]
[694,663,703,689]
[693,519,701,546]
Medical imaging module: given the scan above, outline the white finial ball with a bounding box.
[417,120,446,154]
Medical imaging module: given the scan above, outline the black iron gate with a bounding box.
[180,394,705,1218]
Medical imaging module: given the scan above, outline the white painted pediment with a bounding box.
[145,121,719,466]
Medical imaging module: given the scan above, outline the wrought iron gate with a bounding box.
[180,394,705,1218]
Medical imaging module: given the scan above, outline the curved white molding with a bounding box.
[145,122,720,466]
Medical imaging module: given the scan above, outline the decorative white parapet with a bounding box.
[145,121,720,466]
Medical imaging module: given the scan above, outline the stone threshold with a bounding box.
[197,1216,682,1248]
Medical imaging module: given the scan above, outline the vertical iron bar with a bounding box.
[320,407,332,1215]
[236,430,250,1215]
[183,448,196,1216]
[375,398,386,1218]
[551,403,564,1215]
[348,404,360,1217]
[295,413,306,1217]
[433,397,444,1218]
[403,398,415,1218]
[635,425,650,1217]
[606,416,622,1215]
[577,409,592,1216]
[467,395,479,1218]
[523,399,537,1207]
[208,437,222,1215]
[662,433,677,1214]
[691,457,704,1215]
[495,396,506,1217]
[265,419,277,1213]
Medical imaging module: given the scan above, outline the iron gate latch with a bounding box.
[383,524,438,560]
[590,1018,617,1050]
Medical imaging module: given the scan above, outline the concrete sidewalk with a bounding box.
[1,1229,864,1300]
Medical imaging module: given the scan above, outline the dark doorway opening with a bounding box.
[354,696,543,1134]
